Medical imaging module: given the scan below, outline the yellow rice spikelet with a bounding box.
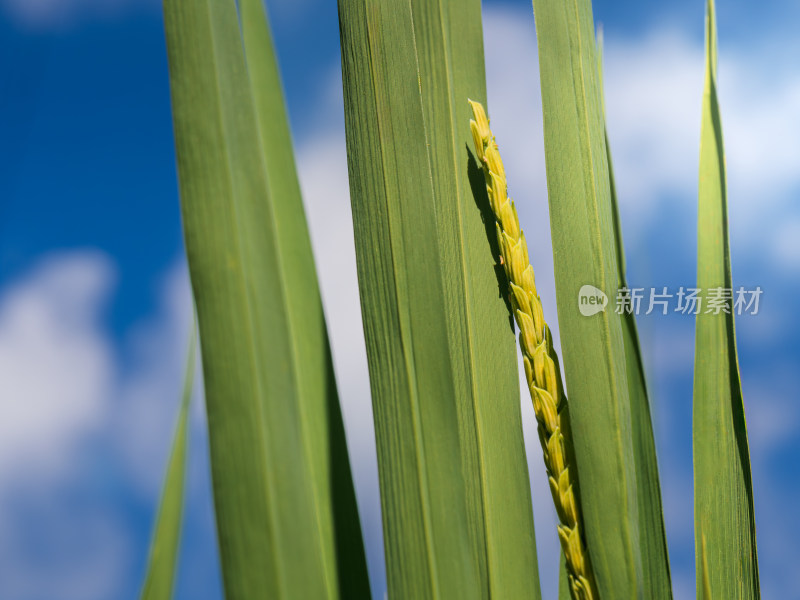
[469,99,599,600]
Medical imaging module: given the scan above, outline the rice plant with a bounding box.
[144,0,760,598]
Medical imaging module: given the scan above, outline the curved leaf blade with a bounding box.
[409,0,541,596]
[164,0,367,597]
[693,1,759,597]
[338,0,541,596]
[139,322,196,600]
[239,1,371,596]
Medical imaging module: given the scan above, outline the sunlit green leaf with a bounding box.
[410,0,540,596]
[163,0,368,597]
[338,0,539,597]
[693,1,759,597]
[139,322,196,600]
[239,0,371,595]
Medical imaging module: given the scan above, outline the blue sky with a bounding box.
[0,0,798,598]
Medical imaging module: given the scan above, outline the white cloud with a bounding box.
[110,262,194,497]
[603,29,800,252]
[604,31,702,228]
[0,252,192,491]
[744,366,800,454]
[0,0,309,29]
[0,252,193,599]
[1,0,156,29]
[0,252,115,483]
[649,322,695,377]
[773,218,800,269]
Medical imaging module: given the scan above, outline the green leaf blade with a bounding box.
[238,1,371,596]
[338,1,479,597]
[531,0,642,596]
[409,0,540,597]
[608,138,673,600]
[139,323,196,600]
[164,0,367,597]
[340,0,539,597]
[693,1,759,597]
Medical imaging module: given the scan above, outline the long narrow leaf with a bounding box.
[530,0,642,596]
[164,0,367,597]
[139,322,196,600]
[693,1,759,597]
[337,0,510,596]
[238,1,371,595]
[410,1,540,596]
[598,37,673,599]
